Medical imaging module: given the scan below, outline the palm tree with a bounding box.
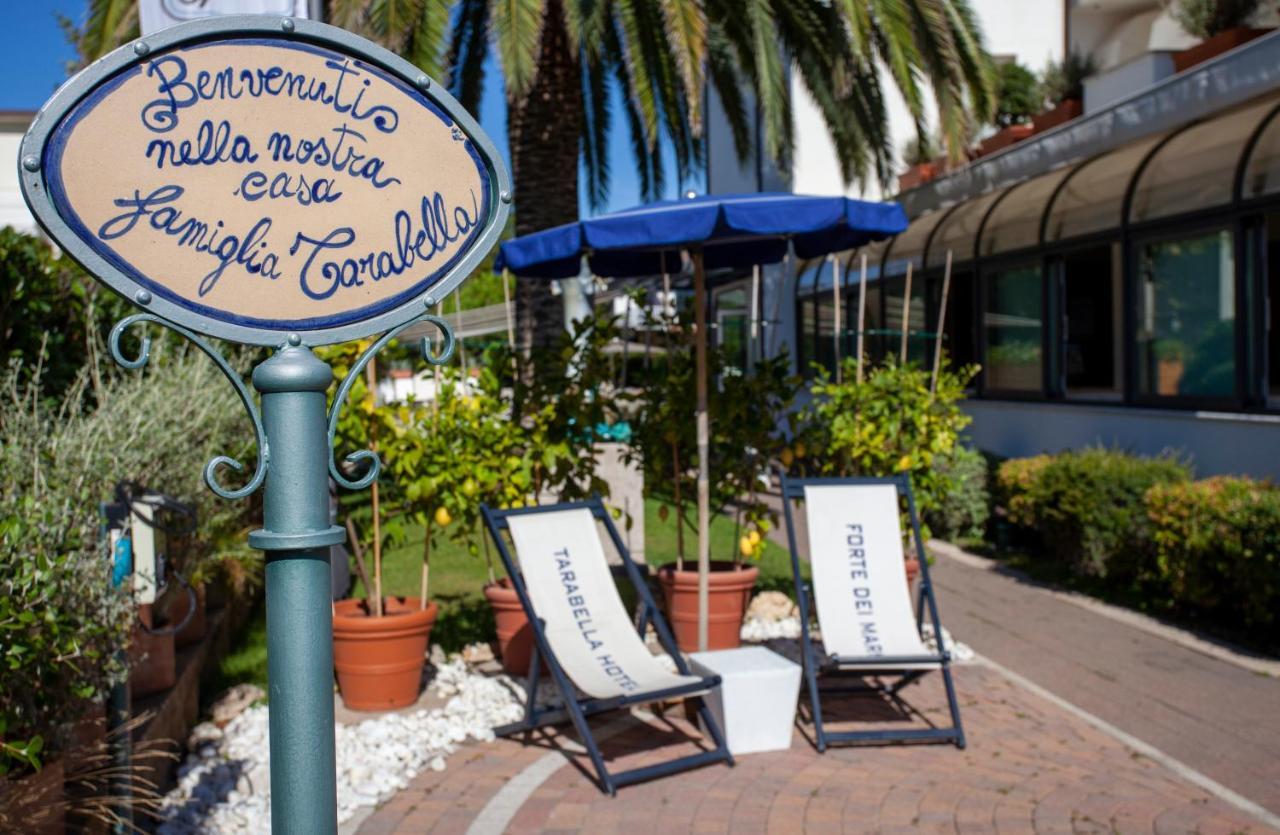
[334,0,994,347]
[65,0,995,346]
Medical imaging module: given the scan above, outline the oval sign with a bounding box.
[20,16,510,346]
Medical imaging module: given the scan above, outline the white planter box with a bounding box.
[689,646,802,756]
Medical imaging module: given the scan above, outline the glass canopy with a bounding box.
[979,167,1073,257]
[926,189,1004,268]
[882,208,948,277]
[1129,97,1280,224]
[1241,108,1280,200]
[1043,136,1162,243]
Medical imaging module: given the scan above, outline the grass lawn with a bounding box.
[214,496,809,693]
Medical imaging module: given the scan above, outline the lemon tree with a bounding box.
[797,358,977,530]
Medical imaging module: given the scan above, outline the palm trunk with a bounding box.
[508,0,581,354]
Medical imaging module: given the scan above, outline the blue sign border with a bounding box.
[19,16,512,347]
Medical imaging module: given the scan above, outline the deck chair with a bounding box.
[480,498,733,795]
[780,475,965,751]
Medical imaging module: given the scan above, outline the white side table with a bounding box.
[689,646,802,756]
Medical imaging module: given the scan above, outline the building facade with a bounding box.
[772,2,1280,479]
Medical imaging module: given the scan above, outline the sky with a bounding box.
[0,0,693,217]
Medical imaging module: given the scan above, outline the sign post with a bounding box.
[20,16,510,834]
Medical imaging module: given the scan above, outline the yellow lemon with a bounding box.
[434,506,452,527]
[779,447,795,468]
[748,530,761,547]
[896,454,913,471]
[794,441,807,459]
[739,535,754,558]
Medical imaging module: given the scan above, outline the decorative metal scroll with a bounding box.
[326,314,455,491]
[109,312,269,500]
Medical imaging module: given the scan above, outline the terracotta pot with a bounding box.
[0,758,65,834]
[130,604,176,700]
[1032,98,1082,133]
[975,123,1033,158]
[1174,27,1273,72]
[484,579,538,677]
[657,562,759,652]
[897,161,939,192]
[161,582,206,649]
[333,597,437,711]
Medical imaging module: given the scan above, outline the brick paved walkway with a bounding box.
[357,663,1271,834]
[928,550,1280,817]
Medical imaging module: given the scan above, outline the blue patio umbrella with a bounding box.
[497,192,908,650]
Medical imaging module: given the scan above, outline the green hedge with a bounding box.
[993,449,1280,635]
[1147,477,1280,630]
[926,445,990,542]
[995,448,1190,578]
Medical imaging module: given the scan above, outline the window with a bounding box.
[1058,244,1123,399]
[795,261,820,374]
[934,269,976,372]
[884,273,929,365]
[1136,229,1236,399]
[1129,97,1277,224]
[1266,215,1280,403]
[983,264,1043,392]
[715,285,750,378]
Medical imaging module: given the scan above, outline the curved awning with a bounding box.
[495,192,908,279]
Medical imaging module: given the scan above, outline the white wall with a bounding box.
[0,129,37,233]
[965,399,1280,479]
[791,0,1064,201]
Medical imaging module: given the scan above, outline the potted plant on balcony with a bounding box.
[1170,0,1273,72]
[897,134,942,192]
[327,345,438,711]
[1034,52,1094,133]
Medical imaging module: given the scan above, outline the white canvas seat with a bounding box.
[782,475,966,751]
[482,498,732,794]
[804,483,940,670]
[506,507,702,699]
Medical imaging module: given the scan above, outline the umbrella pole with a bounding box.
[931,250,954,395]
[693,250,711,653]
[855,253,868,383]
[900,262,913,364]
[832,254,842,383]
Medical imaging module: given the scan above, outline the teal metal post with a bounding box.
[249,341,345,835]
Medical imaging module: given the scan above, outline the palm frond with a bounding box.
[447,0,492,112]
[581,54,613,211]
[408,0,453,79]
[705,24,753,165]
[658,0,707,135]
[492,0,549,100]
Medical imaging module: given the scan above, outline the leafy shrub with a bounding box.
[993,61,1042,127]
[1146,476,1280,629]
[996,448,1190,577]
[926,445,990,542]
[1166,0,1262,39]
[327,310,623,585]
[0,229,128,398]
[1041,51,1096,104]
[629,324,798,565]
[994,454,1052,528]
[0,344,258,773]
[797,359,977,530]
